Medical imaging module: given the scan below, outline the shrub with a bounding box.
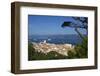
[67,37,88,58]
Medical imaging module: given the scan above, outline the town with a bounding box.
[32,40,75,56]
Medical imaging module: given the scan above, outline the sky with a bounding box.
[28,15,87,36]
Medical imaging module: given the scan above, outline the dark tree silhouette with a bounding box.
[61,17,88,41]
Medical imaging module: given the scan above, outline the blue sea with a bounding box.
[28,34,83,45]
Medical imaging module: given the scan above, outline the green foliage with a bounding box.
[28,43,68,60]
[46,51,67,59]
[28,43,36,60]
[67,51,76,59]
[28,43,47,60]
[67,37,88,59]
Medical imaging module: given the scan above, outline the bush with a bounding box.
[28,43,47,60]
[28,43,36,60]
[47,51,67,59]
[67,37,88,58]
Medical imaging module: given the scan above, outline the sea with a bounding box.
[28,34,83,45]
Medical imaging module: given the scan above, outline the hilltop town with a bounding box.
[32,40,75,56]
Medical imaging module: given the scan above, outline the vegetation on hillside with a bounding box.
[67,36,88,59]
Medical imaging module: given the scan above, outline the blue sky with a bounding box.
[28,15,87,35]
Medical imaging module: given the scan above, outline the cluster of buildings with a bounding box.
[32,41,74,56]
